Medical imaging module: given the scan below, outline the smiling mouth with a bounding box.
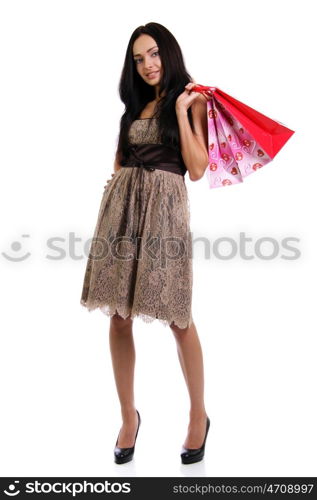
[147,71,159,77]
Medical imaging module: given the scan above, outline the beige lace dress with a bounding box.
[80,118,193,329]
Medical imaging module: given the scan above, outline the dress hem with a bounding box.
[80,300,193,330]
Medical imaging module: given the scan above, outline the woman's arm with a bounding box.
[176,93,209,181]
[104,149,122,188]
[113,149,122,173]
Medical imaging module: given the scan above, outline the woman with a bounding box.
[80,22,211,465]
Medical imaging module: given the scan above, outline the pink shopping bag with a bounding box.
[192,84,295,188]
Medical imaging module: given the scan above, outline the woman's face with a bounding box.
[132,34,163,88]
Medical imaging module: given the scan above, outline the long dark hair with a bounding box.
[116,22,195,163]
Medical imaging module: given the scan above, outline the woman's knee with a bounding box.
[111,312,133,332]
[169,321,189,340]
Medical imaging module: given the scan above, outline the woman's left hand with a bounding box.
[176,81,201,114]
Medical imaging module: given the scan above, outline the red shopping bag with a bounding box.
[192,84,295,188]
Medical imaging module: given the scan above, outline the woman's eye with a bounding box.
[135,51,159,64]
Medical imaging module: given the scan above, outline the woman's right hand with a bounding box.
[104,173,115,189]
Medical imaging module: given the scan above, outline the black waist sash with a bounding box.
[121,143,187,177]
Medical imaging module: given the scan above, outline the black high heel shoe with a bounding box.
[180,416,210,464]
[114,410,141,464]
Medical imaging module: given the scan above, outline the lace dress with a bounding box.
[80,118,193,329]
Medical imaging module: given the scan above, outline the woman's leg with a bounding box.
[109,312,139,447]
[170,320,208,448]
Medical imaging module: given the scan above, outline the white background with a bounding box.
[0,0,316,478]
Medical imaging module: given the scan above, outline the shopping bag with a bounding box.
[191,84,295,189]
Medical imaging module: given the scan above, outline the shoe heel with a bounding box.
[180,416,210,465]
[114,410,141,464]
